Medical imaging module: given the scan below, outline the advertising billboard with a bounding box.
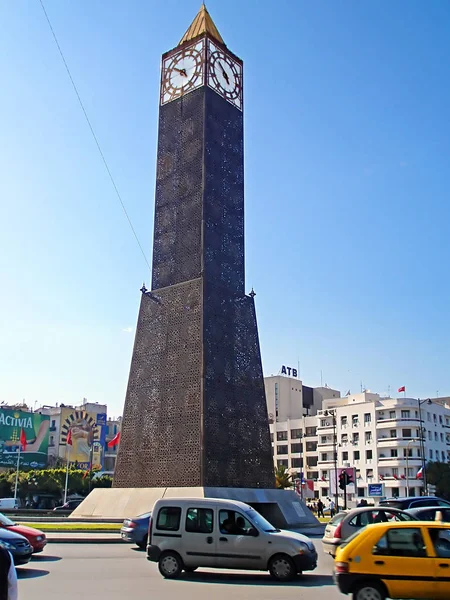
[0,409,50,469]
[59,409,106,470]
[368,483,384,497]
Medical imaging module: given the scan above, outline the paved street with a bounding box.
[21,542,342,600]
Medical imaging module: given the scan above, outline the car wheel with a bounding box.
[184,566,198,573]
[158,552,183,579]
[353,582,386,600]
[137,534,148,549]
[268,554,296,581]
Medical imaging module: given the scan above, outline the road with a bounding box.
[19,541,344,600]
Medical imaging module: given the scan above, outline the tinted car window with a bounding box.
[415,509,436,521]
[156,507,181,531]
[186,508,213,534]
[429,528,450,558]
[410,500,439,508]
[374,528,427,558]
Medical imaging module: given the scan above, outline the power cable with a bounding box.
[38,0,151,271]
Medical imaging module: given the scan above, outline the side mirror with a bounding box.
[248,527,259,537]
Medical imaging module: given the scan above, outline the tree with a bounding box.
[275,465,293,489]
[426,462,450,500]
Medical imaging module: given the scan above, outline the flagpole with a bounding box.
[64,444,70,504]
[13,440,21,501]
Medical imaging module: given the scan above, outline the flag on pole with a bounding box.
[398,386,406,393]
[107,431,121,448]
[20,428,27,452]
[416,466,423,479]
[66,429,73,446]
[82,470,89,479]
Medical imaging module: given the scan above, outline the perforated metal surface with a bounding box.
[114,37,274,489]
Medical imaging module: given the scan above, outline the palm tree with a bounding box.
[275,465,293,489]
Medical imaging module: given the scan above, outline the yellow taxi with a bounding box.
[334,520,450,600]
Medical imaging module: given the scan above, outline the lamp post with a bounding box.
[417,398,432,495]
[405,439,414,497]
[325,409,339,511]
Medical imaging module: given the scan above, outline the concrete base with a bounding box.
[71,487,320,531]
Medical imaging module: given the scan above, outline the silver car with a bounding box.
[322,506,416,556]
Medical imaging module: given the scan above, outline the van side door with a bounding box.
[216,509,266,570]
[181,506,219,568]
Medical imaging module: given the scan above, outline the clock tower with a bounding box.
[114,5,275,489]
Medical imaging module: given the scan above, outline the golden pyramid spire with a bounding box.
[179,3,224,46]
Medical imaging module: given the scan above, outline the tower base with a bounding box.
[71,487,321,532]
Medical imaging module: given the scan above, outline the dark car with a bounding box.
[0,529,33,565]
[406,506,450,522]
[379,495,450,510]
[53,499,83,512]
[121,512,151,549]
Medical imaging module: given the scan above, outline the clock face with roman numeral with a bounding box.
[161,39,204,105]
[207,40,242,110]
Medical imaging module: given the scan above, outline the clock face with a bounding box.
[207,41,242,110]
[161,39,204,105]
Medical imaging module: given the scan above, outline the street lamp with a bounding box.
[324,409,339,511]
[405,439,414,497]
[417,398,432,495]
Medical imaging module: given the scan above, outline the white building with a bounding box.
[270,391,450,504]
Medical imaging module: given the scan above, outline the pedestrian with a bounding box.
[329,499,335,518]
[317,499,324,518]
[0,545,18,600]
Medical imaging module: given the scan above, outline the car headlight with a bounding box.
[0,541,13,550]
[297,542,310,554]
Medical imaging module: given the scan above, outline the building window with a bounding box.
[415,411,419,418]
[434,414,437,423]
[353,433,359,444]
[277,431,288,441]
[401,410,410,419]
[364,413,371,424]
[442,451,446,461]
[270,433,274,443]
[365,431,372,443]
[291,443,302,454]
[436,450,440,460]
[305,427,317,437]
[402,429,412,438]
[427,413,431,422]
[390,429,397,438]
[321,436,329,444]
[403,448,412,457]
[321,453,328,461]
[392,468,398,477]
[440,433,444,442]
[277,445,288,455]
[439,415,443,424]
[352,415,359,426]
[290,428,302,439]
[308,456,318,467]
[429,431,432,441]
[354,450,360,460]
[320,419,327,427]
[292,458,303,468]
[321,471,328,480]
[341,434,348,444]
[367,469,374,478]
[435,432,439,442]
[389,410,396,419]
[341,416,348,426]
[277,459,289,468]
[342,451,348,461]
[429,449,433,459]
[321,488,328,497]
[391,449,398,458]
[306,441,317,452]
[366,450,373,460]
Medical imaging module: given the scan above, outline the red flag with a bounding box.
[66,429,73,446]
[20,428,27,452]
[82,470,89,479]
[398,386,405,393]
[107,431,121,448]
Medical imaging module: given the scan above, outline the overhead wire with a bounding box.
[38,0,151,272]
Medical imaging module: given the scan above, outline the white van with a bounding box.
[0,498,19,510]
[147,497,317,581]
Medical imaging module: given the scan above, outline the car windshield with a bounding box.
[0,513,15,526]
[245,509,279,532]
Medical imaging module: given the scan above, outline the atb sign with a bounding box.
[368,483,384,497]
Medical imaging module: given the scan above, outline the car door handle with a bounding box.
[206,537,213,544]
[219,537,228,542]
[439,563,449,568]
[374,560,385,565]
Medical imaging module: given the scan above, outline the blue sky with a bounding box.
[1,1,449,415]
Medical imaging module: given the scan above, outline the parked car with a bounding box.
[148,497,317,581]
[0,529,33,565]
[407,506,450,522]
[121,512,152,548]
[334,520,450,600]
[53,499,83,512]
[379,496,450,510]
[0,512,46,553]
[323,506,416,556]
[0,498,19,510]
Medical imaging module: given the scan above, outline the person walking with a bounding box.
[329,499,336,518]
[0,545,18,600]
[317,499,324,518]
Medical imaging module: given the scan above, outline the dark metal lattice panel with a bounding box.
[114,279,203,487]
[152,88,205,291]
[203,287,275,488]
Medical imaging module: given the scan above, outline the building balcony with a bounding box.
[376,418,421,429]
[377,437,422,446]
[318,459,335,464]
